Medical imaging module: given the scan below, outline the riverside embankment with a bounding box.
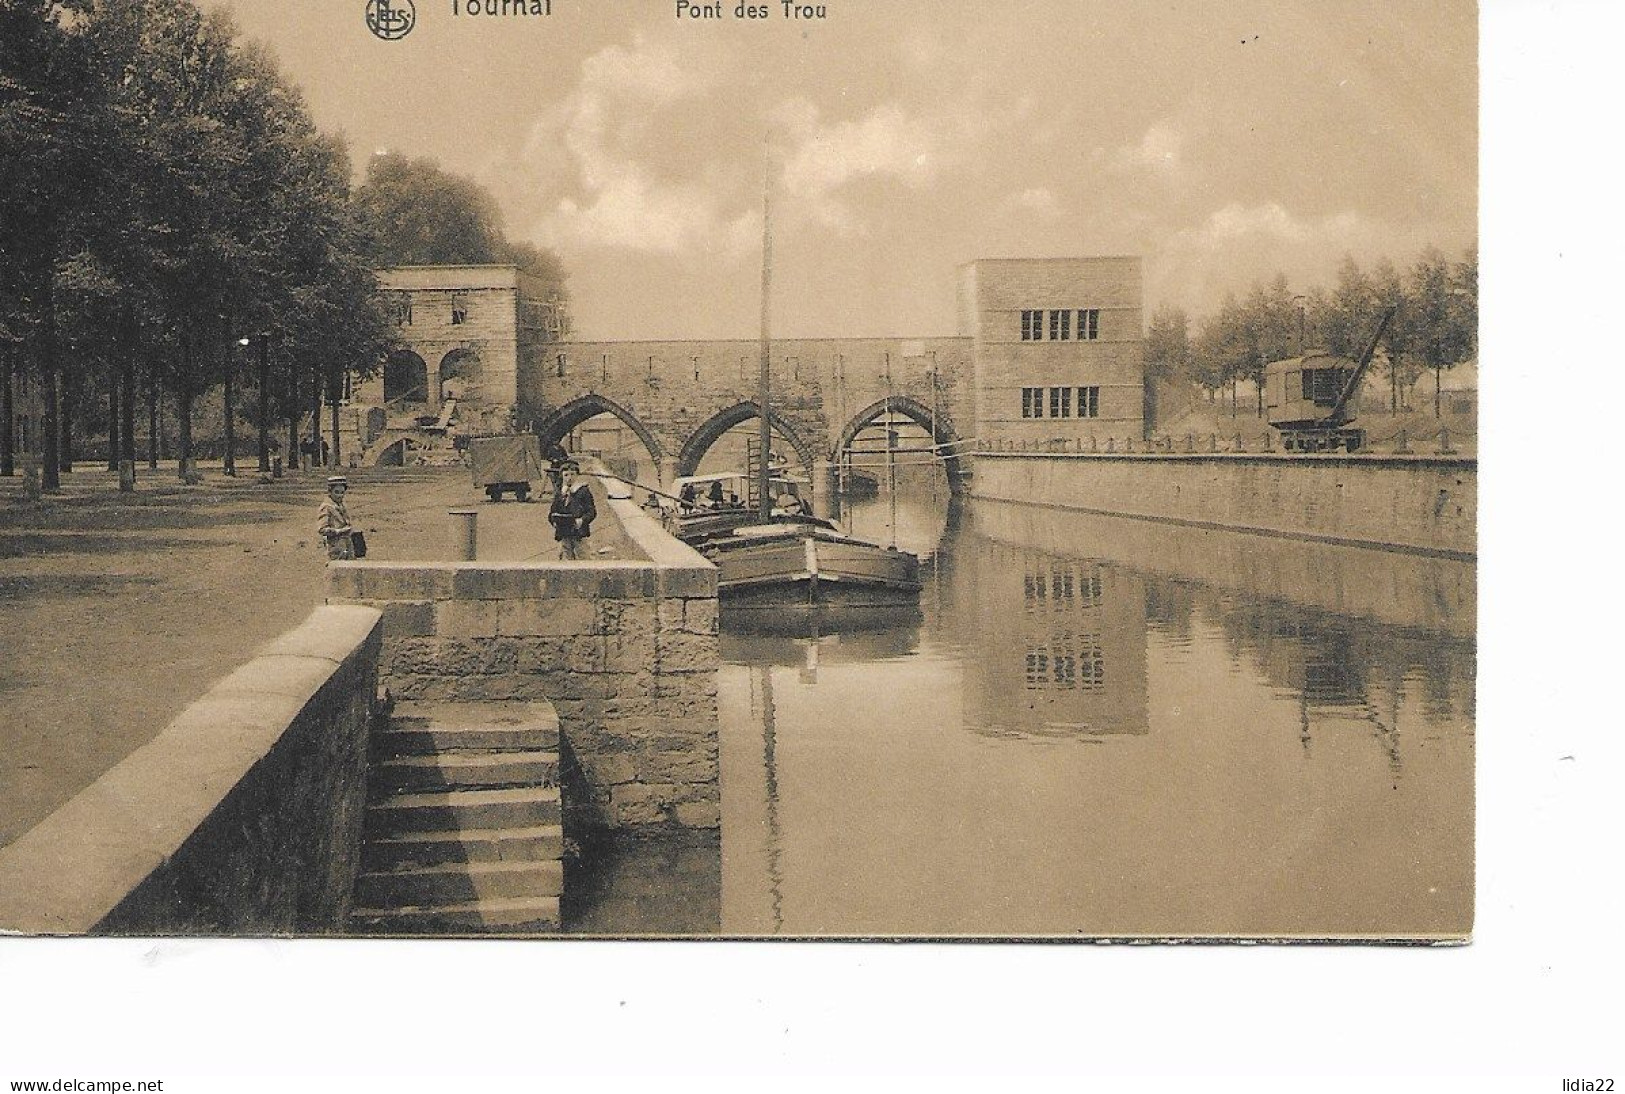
[971,451,1476,558]
[1,464,718,934]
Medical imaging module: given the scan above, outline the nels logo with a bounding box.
[365,0,415,40]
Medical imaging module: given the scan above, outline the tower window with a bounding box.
[1021,387,1046,418]
[1077,386,1100,418]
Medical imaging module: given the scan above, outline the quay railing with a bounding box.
[976,424,1475,458]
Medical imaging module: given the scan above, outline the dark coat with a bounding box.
[549,483,597,542]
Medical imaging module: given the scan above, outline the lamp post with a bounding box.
[239,333,271,472]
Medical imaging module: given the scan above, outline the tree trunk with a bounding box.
[177,382,193,479]
[107,377,120,471]
[40,277,60,493]
[310,366,323,468]
[1435,363,1443,418]
[1,345,13,476]
[287,365,300,470]
[121,341,136,466]
[147,374,160,469]
[222,354,236,476]
[176,342,192,479]
[255,336,269,472]
[58,375,73,472]
[330,376,342,468]
[42,360,60,492]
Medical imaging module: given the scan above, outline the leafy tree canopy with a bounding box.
[355,152,569,301]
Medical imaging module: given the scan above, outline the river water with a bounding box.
[566,490,1475,938]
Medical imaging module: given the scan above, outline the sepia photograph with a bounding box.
[0,0,1482,944]
[9,0,1624,1086]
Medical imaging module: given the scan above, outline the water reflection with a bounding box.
[753,664,785,933]
[962,541,1148,741]
[715,491,1474,937]
[719,608,923,673]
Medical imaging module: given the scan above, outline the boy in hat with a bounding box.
[548,460,597,560]
[317,476,355,560]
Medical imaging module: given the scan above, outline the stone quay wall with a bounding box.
[0,606,382,936]
[971,452,1476,559]
[325,494,721,833]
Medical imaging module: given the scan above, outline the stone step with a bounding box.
[365,786,561,836]
[371,751,559,793]
[356,859,563,907]
[362,824,564,872]
[380,701,560,756]
[349,895,560,935]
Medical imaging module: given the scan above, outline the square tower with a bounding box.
[365,264,558,436]
[959,257,1143,447]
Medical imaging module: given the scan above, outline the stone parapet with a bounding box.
[328,497,720,833]
[0,606,383,936]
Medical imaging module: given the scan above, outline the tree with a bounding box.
[1409,247,1477,417]
[1192,295,1244,410]
[355,153,509,268]
[1370,258,1422,414]
[262,129,395,466]
[1318,256,1379,358]
[23,0,402,482]
[1241,274,1298,416]
[0,0,114,490]
[1142,305,1190,434]
[356,151,570,314]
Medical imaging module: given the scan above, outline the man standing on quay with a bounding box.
[548,460,596,560]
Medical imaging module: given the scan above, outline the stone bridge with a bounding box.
[351,258,1146,489]
[520,336,976,494]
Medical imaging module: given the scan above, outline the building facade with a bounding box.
[339,265,563,456]
[958,256,1144,447]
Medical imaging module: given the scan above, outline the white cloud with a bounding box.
[1112,121,1183,175]
[1004,187,1062,219]
[1150,202,1441,313]
[518,32,755,256]
[774,100,945,235]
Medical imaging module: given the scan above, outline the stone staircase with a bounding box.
[350,701,565,935]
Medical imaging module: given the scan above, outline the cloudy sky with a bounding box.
[216,0,1476,340]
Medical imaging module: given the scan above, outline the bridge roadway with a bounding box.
[524,335,976,495]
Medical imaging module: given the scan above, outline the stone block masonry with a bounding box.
[327,493,720,833]
[0,605,383,935]
[972,452,1476,559]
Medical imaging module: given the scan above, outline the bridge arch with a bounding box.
[833,395,968,495]
[677,401,818,479]
[533,394,665,464]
